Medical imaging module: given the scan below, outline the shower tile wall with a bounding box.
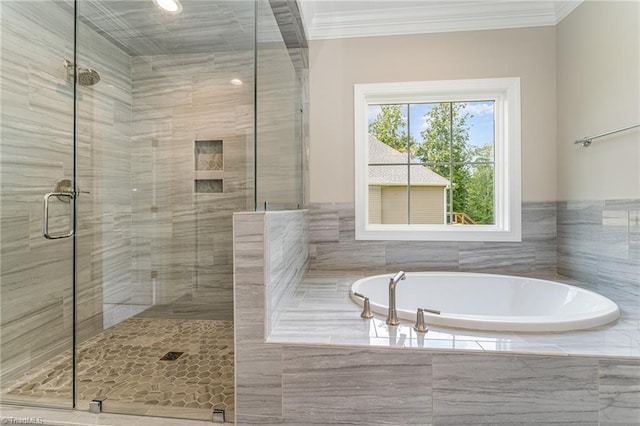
[0,0,133,383]
[306,202,557,273]
[130,52,254,320]
[75,7,134,342]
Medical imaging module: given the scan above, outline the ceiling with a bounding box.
[75,1,584,55]
[78,1,258,56]
[298,0,583,40]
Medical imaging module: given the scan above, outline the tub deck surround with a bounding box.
[432,354,600,425]
[267,271,639,358]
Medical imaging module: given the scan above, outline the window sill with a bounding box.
[355,223,522,242]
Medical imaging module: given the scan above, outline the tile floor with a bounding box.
[1,318,234,423]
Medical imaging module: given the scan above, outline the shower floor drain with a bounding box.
[159,351,184,361]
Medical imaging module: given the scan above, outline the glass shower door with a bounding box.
[0,0,76,409]
[71,0,254,420]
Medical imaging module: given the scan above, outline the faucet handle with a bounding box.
[353,292,374,319]
[414,307,440,333]
[414,308,428,333]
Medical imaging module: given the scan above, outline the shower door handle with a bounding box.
[43,191,75,239]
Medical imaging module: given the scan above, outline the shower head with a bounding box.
[63,59,101,86]
[77,68,101,86]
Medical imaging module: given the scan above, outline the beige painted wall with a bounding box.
[557,0,640,200]
[309,27,557,203]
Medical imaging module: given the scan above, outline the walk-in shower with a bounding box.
[0,0,306,422]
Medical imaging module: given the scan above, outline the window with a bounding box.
[354,78,521,241]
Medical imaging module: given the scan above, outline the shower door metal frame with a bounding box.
[71,0,79,408]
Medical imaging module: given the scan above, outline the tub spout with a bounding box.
[386,271,406,326]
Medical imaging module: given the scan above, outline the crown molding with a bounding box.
[303,1,583,41]
[554,0,583,24]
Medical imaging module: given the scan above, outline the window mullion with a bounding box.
[448,102,454,224]
[407,103,411,225]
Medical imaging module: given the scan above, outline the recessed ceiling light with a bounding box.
[153,0,182,13]
[230,78,243,86]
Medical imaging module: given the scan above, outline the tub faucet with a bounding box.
[386,271,406,326]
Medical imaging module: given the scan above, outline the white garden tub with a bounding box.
[350,272,620,332]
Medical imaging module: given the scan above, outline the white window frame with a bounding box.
[354,77,521,242]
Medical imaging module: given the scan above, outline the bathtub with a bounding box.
[350,272,620,332]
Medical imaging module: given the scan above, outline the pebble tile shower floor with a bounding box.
[2,318,234,422]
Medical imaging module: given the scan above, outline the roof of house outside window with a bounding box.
[368,135,450,187]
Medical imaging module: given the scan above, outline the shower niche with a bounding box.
[194,139,224,193]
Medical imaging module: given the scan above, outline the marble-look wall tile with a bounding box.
[385,241,460,271]
[307,202,557,273]
[233,210,309,421]
[1,0,76,384]
[432,353,599,425]
[601,210,631,260]
[236,414,289,425]
[522,201,558,239]
[459,241,536,273]
[76,0,135,332]
[522,201,558,271]
[557,251,598,283]
[605,200,640,211]
[557,199,640,301]
[307,206,339,243]
[235,344,283,419]
[131,51,254,320]
[599,359,640,425]
[557,201,605,278]
[630,210,640,262]
[281,346,432,425]
[233,213,284,420]
[631,237,640,262]
[630,210,640,233]
[0,0,132,383]
[312,240,387,271]
[264,211,309,335]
